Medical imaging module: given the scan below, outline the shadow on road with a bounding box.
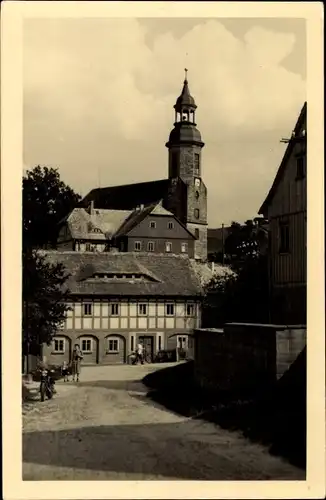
[141,353,307,471]
[23,420,303,481]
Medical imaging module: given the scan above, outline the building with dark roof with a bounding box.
[80,70,208,261]
[42,251,204,365]
[58,200,197,257]
[259,102,307,325]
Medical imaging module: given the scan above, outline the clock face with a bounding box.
[195,178,201,187]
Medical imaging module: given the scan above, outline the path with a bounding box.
[23,364,305,480]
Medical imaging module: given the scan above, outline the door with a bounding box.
[177,335,188,360]
[139,335,154,362]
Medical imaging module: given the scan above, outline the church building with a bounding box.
[79,70,208,261]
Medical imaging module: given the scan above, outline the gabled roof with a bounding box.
[259,102,307,215]
[81,179,171,211]
[64,207,132,240]
[42,251,204,298]
[114,200,196,240]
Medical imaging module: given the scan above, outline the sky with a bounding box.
[23,17,306,227]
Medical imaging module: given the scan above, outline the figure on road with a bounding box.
[71,344,83,382]
[136,341,144,365]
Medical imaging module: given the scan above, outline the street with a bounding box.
[23,363,305,480]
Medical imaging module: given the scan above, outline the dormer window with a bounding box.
[149,221,156,229]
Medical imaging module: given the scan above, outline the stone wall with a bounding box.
[276,326,306,379]
[194,323,306,397]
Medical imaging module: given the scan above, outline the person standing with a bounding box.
[61,360,69,382]
[136,341,144,365]
[71,344,83,382]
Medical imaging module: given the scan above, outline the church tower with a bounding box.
[165,70,208,261]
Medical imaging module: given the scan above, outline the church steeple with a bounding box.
[173,68,197,125]
[164,70,208,262]
[166,69,204,150]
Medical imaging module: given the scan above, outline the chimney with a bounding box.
[89,200,95,215]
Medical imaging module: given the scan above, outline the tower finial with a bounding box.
[184,68,188,82]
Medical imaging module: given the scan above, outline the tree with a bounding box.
[22,249,71,371]
[224,218,267,272]
[23,165,81,249]
[203,217,270,327]
[203,253,270,327]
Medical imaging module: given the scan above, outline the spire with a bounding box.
[166,70,204,148]
[174,69,197,112]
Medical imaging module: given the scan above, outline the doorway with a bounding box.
[177,335,188,361]
[138,335,154,362]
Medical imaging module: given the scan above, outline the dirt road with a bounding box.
[23,364,305,480]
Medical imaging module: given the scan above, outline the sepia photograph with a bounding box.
[1,1,324,498]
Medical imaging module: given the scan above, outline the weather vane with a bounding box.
[184,68,188,81]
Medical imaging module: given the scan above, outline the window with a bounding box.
[194,209,200,219]
[147,241,155,252]
[279,221,290,253]
[81,338,92,352]
[168,221,174,230]
[165,242,172,252]
[186,304,195,316]
[194,153,200,174]
[111,303,119,316]
[296,156,305,179]
[166,303,175,316]
[194,178,201,187]
[138,304,147,316]
[85,243,91,251]
[194,228,199,239]
[134,241,141,251]
[131,336,135,352]
[158,335,162,351]
[53,338,65,353]
[195,191,200,199]
[108,337,119,353]
[181,242,188,253]
[149,221,156,229]
[83,303,92,316]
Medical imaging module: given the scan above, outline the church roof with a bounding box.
[167,122,203,146]
[174,76,197,111]
[81,179,170,211]
[41,250,204,298]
